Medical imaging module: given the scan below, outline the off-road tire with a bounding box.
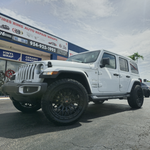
[42,79,88,125]
[12,101,41,113]
[127,85,144,109]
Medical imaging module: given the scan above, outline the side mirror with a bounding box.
[100,58,110,68]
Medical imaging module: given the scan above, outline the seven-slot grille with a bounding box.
[16,64,37,81]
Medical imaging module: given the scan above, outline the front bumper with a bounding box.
[2,81,47,103]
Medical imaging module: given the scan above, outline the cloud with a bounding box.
[0,8,54,35]
[0,0,150,80]
[107,30,150,80]
[26,0,57,2]
[110,30,150,56]
[25,0,115,19]
[63,0,115,18]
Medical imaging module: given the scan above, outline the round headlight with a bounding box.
[40,64,44,72]
[40,65,44,72]
[36,64,44,74]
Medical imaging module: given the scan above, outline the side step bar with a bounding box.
[90,94,130,100]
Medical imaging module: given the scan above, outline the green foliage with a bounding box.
[128,52,144,61]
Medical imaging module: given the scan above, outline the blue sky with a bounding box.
[0,0,150,80]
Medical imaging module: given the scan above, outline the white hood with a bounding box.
[49,60,92,69]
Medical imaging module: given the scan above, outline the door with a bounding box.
[119,57,131,93]
[98,52,120,93]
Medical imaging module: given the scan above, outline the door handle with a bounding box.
[113,73,119,76]
[126,75,130,78]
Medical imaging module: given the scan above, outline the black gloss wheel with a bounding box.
[52,88,84,119]
[42,79,88,125]
[136,88,144,106]
[127,85,144,109]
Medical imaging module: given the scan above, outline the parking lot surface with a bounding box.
[0,97,150,150]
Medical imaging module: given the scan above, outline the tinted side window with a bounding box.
[102,53,116,69]
[119,57,129,72]
[130,62,139,74]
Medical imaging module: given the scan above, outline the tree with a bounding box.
[128,52,144,61]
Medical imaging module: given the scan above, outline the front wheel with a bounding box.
[42,79,88,125]
[127,85,144,109]
[12,101,41,113]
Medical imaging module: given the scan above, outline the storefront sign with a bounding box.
[22,54,41,62]
[0,49,21,61]
[0,49,41,62]
[0,13,68,56]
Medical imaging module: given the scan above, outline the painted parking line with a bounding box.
[0,97,10,100]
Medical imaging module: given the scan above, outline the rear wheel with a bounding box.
[12,101,41,113]
[127,85,144,109]
[42,79,88,125]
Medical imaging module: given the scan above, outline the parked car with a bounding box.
[141,83,150,97]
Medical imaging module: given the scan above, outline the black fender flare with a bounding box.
[40,70,91,94]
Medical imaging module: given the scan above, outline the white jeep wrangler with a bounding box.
[2,50,144,125]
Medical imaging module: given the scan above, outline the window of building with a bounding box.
[0,59,6,95]
[0,59,24,95]
[0,59,6,73]
[119,57,129,72]
[6,60,23,72]
[57,56,67,61]
[102,53,116,69]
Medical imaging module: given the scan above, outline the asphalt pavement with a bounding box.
[0,97,150,150]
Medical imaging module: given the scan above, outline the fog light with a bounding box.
[23,87,38,93]
[19,86,41,94]
[27,87,30,92]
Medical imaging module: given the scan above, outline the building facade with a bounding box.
[0,13,88,76]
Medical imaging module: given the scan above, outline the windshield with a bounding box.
[67,50,100,63]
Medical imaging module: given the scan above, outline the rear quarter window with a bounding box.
[130,62,139,74]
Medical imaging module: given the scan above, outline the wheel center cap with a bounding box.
[64,97,70,103]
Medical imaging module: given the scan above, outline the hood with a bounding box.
[25,60,95,69]
[49,60,93,69]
